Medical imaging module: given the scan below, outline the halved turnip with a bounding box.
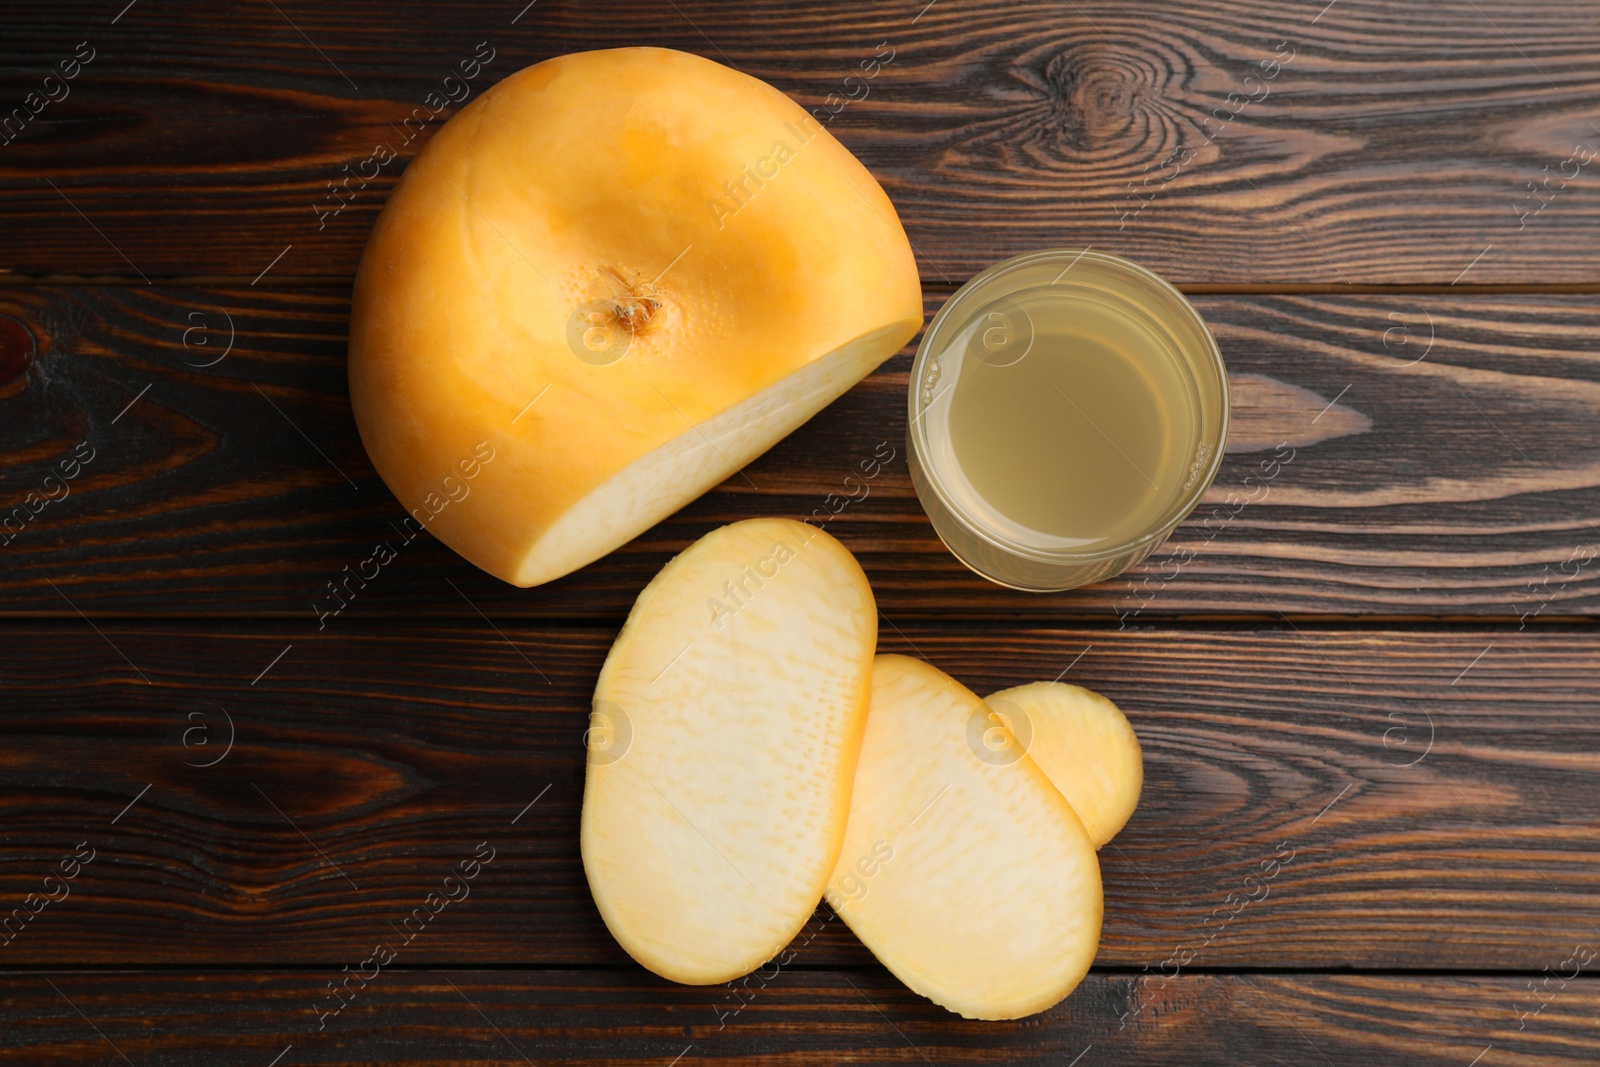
[348,48,922,587]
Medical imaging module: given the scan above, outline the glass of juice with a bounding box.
[908,249,1228,592]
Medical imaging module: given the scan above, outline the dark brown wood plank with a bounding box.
[3,0,1599,282]
[3,622,1598,969]
[3,286,1599,618]
[0,969,1587,1064]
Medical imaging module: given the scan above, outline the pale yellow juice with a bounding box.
[909,251,1227,591]
[938,288,1198,551]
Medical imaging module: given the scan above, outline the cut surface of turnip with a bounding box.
[827,654,1103,1020]
[582,518,877,984]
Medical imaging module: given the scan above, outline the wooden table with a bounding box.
[3,1,1598,1062]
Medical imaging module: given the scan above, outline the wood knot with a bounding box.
[1041,45,1143,150]
[994,32,1184,172]
[0,314,36,388]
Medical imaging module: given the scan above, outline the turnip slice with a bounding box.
[985,681,1143,848]
[582,518,876,984]
[827,655,1102,1020]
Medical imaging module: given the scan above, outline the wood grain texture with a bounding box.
[4,0,1596,1059]
[3,287,1599,618]
[3,622,1598,969]
[3,0,1600,282]
[0,969,1589,1065]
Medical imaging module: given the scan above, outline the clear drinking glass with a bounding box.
[907,250,1229,592]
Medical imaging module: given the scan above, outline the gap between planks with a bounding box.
[0,613,1593,630]
[7,275,1600,296]
[1,963,1596,979]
